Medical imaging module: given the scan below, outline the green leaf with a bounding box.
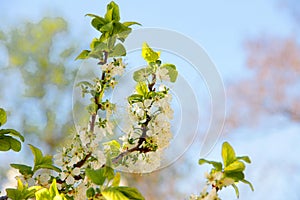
[100,21,114,33]
[75,50,90,60]
[29,144,61,173]
[224,160,245,172]
[135,82,148,96]
[86,187,95,198]
[0,137,10,151]
[86,168,106,185]
[85,14,107,31]
[198,159,222,171]
[224,171,245,182]
[112,172,121,186]
[6,188,23,200]
[237,156,251,164]
[133,67,152,82]
[35,179,66,200]
[0,108,7,126]
[102,186,145,200]
[7,179,40,200]
[160,64,178,82]
[222,142,236,167]
[87,102,98,115]
[128,94,144,104]
[103,140,121,157]
[231,183,240,198]
[104,166,115,181]
[7,137,22,152]
[241,179,254,191]
[0,129,24,142]
[123,21,142,27]
[10,164,33,176]
[105,1,120,22]
[141,42,160,63]
[109,43,126,57]
[35,188,51,200]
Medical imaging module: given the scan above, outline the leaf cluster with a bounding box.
[199,142,254,198]
[85,166,144,200]
[76,1,141,62]
[6,179,41,200]
[10,145,61,178]
[0,108,24,152]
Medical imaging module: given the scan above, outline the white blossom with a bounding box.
[156,67,170,82]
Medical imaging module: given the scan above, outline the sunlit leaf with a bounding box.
[7,137,22,152]
[123,21,142,27]
[224,171,245,182]
[0,129,24,142]
[102,186,145,200]
[105,1,120,22]
[135,82,148,96]
[133,67,152,82]
[198,159,222,171]
[224,160,245,172]
[109,43,126,57]
[75,50,91,60]
[112,172,121,186]
[0,137,10,151]
[241,179,254,191]
[222,142,236,167]
[10,164,33,176]
[86,168,106,185]
[29,144,61,173]
[237,156,251,163]
[231,183,240,198]
[142,42,160,63]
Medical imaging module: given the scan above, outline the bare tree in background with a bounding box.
[226,1,300,130]
[0,18,78,150]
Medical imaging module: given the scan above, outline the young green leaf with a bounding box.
[231,183,240,198]
[7,137,22,152]
[135,82,148,96]
[85,168,106,185]
[237,156,251,164]
[224,171,245,182]
[29,144,61,173]
[75,50,90,60]
[104,1,121,21]
[85,14,107,31]
[35,179,66,200]
[103,140,121,157]
[198,159,222,171]
[102,186,145,200]
[0,137,10,151]
[222,142,236,167]
[133,67,152,82]
[128,94,144,104]
[6,179,41,200]
[10,164,33,176]
[123,21,142,27]
[224,160,245,172]
[0,129,25,142]
[112,172,121,186]
[86,187,95,198]
[142,42,160,63]
[109,43,126,57]
[241,179,254,191]
[0,108,7,126]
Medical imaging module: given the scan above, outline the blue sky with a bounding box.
[0,0,294,80]
[0,0,299,199]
